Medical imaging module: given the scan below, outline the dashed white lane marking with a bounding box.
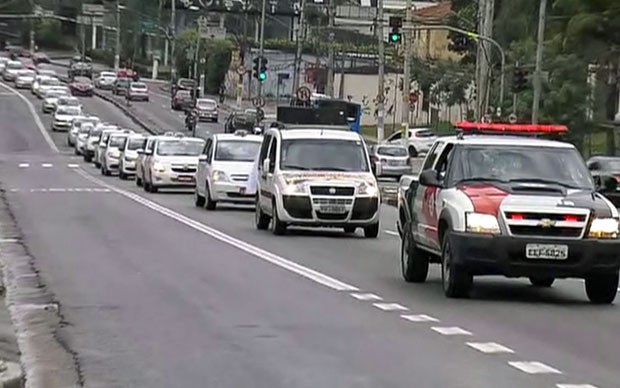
[0,238,19,243]
[556,384,598,388]
[384,230,399,236]
[47,188,66,192]
[431,326,472,336]
[372,302,408,311]
[0,81,59,153]
[68,164,79,168]
[508,361,562,374]
[401,314,439,322]
[75,168,359,292]
[41,163,53,168]
[351,293,382,301]
[18,163,29,168]
[467,342,514,354]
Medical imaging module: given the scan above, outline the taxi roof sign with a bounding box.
[455,122,568,134]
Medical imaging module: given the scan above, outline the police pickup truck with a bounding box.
[398,122,620,303]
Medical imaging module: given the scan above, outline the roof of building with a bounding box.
[413,0,452,21]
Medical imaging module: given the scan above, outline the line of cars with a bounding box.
[92,68,149,101]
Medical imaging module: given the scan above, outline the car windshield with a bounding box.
[59,99,79,106]
[197,99,216,109]
[599,159,620,172]
[118,79,130,85]
[75,77,91,83]
[101,72,115,78]
[377,146,408,157]
[280,139,370,172]
[127,138,146,150]
[79,125,93,134]
[156,139,205,156]
[19,70,35,77]
[109,136,127,148]
[411,129,435,138]
[57,107,80,115]
[450,145,594,190]
[39,70,55,76]
[46,91,65,98]
[214,140,261,162]
[131,83,147,90]
[7,62,22,69]
[90,128,102,137]
[41,78,59,86]
[177,91,190,98]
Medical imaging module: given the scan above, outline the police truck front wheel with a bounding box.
[441,232,472,298]
[271,201,287,235]
[585,273,618,304]
[255,198,270,230]
[363,222,379,238]
[400,227,429,283]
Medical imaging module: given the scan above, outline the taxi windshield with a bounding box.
[41,78,59,85]
[46,90,65,98]
[109,136,127,148]
[450,145,594,190]
[79,125,93,134]
[59,99,79,106]
[156,140,205,156]
[280,139,370,172]
[57,106,80,116]
[127,138,146,150]
[214,140,260,162]
[197,99,216,109]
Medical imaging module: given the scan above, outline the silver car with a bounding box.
[94,128,123,168]
[119,134,147,179]
[42,89,68,113]
[101,132,131,176]
[370,144,411,179]
[2,60,23,81]
[68,116,100,147]
[385,127,438,157]
[75,123,94,155]
[14,69,36,88]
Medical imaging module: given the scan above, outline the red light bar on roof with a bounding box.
[455,122,568,133]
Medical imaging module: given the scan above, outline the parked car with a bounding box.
[70,76,94,97]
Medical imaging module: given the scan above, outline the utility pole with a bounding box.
[475,0,494,120]
[257,0,267,98]
[532,0,547,124]
[291,0,306,96]
[114,0,121,70]
[170,0,176,83]
[376,0,385,141]
[512,60,519,115]
[326,0,335,97]
[401,0,413,147]
[28,0,35,52]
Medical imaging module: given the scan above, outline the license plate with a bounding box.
[320,205,346,214]
[177,176,194,182]
[525,244,568,260]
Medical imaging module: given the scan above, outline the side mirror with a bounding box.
[198,154,208,163]
[418,169,441,187]
[137,149,144,154]
[262,158,270,173]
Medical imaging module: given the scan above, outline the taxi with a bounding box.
[194,130,262,210]
[399,122,620,303]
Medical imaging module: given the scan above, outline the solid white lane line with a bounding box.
[75,168,359,292]
[41,163,53,168]
[467,342,514,354]
[47,188,66,192]
[18,163,29,168]
[384,230,399,236]
[401,314,439,323]
[431,326,472,336]
[0,82,59,153]
[508,361,562,374]
[0,238,19,243]
[372,303,408,311]
[556,384,598,388]
[350,293,382,301]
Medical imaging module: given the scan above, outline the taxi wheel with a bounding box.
[119,171,127,180]
[408,146,418,158]
[194,189,206,207]
[401,226,429,283]
[363,223,379,238]
[271,201,287,235]
[205,184,216,210]
[136,176,143,187]
[529,277,555,287]
[441,232,472,298]
[585,273,618,304]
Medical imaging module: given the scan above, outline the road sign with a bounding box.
[508,113,517,124]
[82,4,105,15]
[296,86,311,102]
[252,96,265,108]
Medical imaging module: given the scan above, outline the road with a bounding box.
[0,66,618,387]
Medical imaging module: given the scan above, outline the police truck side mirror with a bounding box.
[137,149,144,154]
[418,169,441,187]
[263,159,271,173]
[198,154,208,163]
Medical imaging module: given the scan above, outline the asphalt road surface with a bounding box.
[0,70,619,388]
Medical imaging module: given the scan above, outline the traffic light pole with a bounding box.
[512,61,519,116]
[401,0,412,147]
[257,0,267,99]
[376,0,385,142]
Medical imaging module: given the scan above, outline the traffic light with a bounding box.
[388,16,402,44]
[253,56,268,81]
[512,66,528,92]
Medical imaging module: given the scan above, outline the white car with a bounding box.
[101,132,131,176]
[75,123,95,155]
[385,127,438,157]
[36,77,63,98]
[84,124,114,163]
[95,128,125,168]
[31,75,53,95]
[119,134,147,179]
[36,69,57,78]
[0,57,9,73]
[14,69,36,88]
[141,136,206,193]
[68,116,100,147]
[56,96,81,110]
[52,105,82,132]
[2,60,23,81]
[42,89,69,113]
[94,71,117,89]
[195,131,262,209]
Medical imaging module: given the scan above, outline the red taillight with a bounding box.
[511,213,524,220]
[564,215,578,222]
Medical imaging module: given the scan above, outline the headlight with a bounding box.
[283,182,307,195]
[124,155,137,161]
[588,218,619,239]
[358,181,378,196]
[153,162,166,173]
[212,170,229,182]
[466,212,501,234]
[108,150,120,158]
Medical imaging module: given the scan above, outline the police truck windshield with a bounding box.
[280,139,369,172]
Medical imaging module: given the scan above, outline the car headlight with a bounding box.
[283,182,307,195]
[358,181,378,196]
[212,170,229,182]
[108,149,120,158]
[588,218,619,239]
[153,162,166,173]
[124,155,137,161]
[466,212,501,234]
